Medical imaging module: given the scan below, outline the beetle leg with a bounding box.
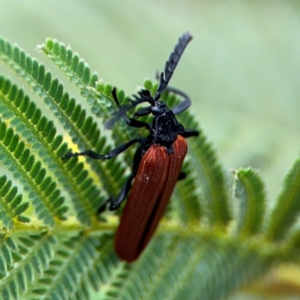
[112,87,151,130]
[181,129,199,138]
[108,174,135,210]
[98,173,135,212]
[63,138,143,160]
[99,145,145,212]
[178,172,186,180]
[125,117,151,129]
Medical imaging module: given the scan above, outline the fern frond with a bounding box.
[101,233,274,300]
[0,175,30,228]
[39,38,112,119]
[0,232,116,300]
[0,37,125,202]
[180,114,231,227]
[171,160,202,223]
[40,38,139,167]
[0,232,56,299]
[28,234,99,299]
[0,76,104,225]
[0,119,67,226]
[234,169,266,236]
[188,240,271,300]
[266,157,300,241]
[41,39,98,87]
[40,39,129,196]
[0,38,129,223]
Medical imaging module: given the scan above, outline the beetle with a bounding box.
[64,32,199,262]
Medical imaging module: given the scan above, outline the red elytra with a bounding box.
[115,135,188,262]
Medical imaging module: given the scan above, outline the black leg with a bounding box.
[181,129,199,138]
[98,145,145,213]
[111,87,151,130]
[125,117,150,129]
[178,172,186,181]
[63,137,143,160]
[109,174,135,210]
[97,173,135,212]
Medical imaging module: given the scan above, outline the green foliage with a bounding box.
[0,35,299,300]
[234,169,266,236]
[266,158,300,242]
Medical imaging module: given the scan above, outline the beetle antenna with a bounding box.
[103,88,128,127]
[105,89,154,129]
[155,32,192,101]
[104,32,192,129]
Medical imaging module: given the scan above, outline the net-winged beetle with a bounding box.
[64,32,199,262]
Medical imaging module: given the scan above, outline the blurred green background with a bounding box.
[1,1,300,298]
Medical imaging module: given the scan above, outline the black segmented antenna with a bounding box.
[104,32,192,129]
[155,31,192,101]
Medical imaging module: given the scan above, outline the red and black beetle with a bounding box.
[64,32,199,262]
